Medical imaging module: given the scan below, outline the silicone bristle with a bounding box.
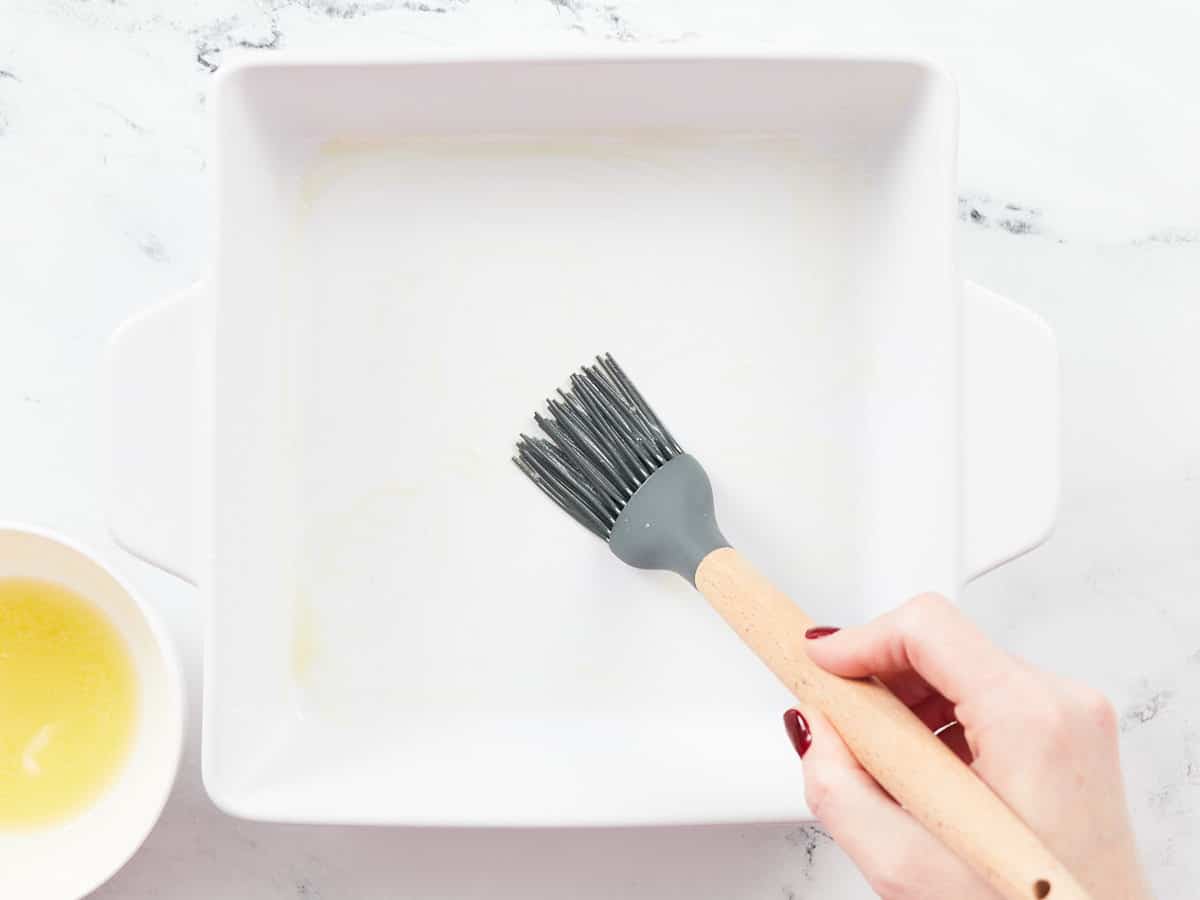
[513,354,682,540]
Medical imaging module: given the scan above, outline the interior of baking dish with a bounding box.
[203,56,958,824]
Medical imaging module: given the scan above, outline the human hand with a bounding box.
[785,594,1152,900]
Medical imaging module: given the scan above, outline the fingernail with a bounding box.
[805,626,840,639]
[783,709,812,759]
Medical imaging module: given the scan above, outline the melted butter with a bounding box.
[291,590,318,683]
[0,577,139,828]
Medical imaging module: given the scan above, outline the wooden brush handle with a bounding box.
[694,547,1090,900]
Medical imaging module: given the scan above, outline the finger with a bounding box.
[791,707,996,900]
[909,693,958,733]
[897,693,971,763]
[879,669,938,708]
[809,629,940,706]
[934,720,974,765]
[804,593,1020,704]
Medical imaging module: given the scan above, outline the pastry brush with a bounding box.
[513,353,1088,900]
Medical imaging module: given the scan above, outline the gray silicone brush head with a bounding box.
[513,354,729,584]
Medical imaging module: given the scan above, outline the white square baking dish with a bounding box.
[108,53,1057,825]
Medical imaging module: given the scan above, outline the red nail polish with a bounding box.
[805,626,840,639]
[783,709,812,759]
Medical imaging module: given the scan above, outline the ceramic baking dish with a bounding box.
[107,53,1058,826]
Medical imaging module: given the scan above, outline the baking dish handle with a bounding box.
[963,281,1059,581]
[107,282,203,584]
[106,280,1051,585]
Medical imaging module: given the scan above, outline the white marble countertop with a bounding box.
[2,1,1198,897]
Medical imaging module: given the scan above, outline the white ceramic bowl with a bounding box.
[0,524,184,900]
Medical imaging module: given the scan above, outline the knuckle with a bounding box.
[1019,681,1118,753]
[1022,692,1075,752]
[1072,684,1119,737]
[901,592,951,631]
[890,594,952,671]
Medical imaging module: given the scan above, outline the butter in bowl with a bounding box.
[0,525,183,900]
